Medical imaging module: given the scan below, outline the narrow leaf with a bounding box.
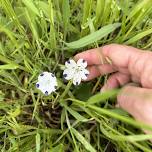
[71,128,96,152]
[36,133,41,152]
[52,144,64,152]
[22,0,40,16]
[61,102,88,122]
[0,64,19,70]
[87,89,119,105]
[125,28,152,44]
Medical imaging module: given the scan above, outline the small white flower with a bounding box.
[63,59,89,85]
[36,72,58,95]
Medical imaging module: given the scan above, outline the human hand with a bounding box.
[74,44,152,126]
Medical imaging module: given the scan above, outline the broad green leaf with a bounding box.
[65,23,121,49]
[71,128,96,152]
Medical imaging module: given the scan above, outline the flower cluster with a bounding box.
[36,59,89,96]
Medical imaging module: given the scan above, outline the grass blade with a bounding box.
[0,64,19,70]
[71,128,96,152]
[51,144,64,152]
[86,89,119,105]
[22,0,40,17]
[125,28,152,44]
[61,102,88,122]
[36,132,41,152]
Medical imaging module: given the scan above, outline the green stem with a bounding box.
[59,80,73,102]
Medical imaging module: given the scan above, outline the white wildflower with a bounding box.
[63,59,89,85]
[36,72,57,95]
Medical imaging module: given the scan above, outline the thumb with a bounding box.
[117,85,152,125]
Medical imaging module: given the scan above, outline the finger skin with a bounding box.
[86,64,116,80]
[102,44,142,68]
[117,85,152,125]
[75,44,142,67]
[74,47,104,65]
[103,44,152,88]
[101,72,131,91]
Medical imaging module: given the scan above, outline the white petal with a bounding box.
[77,59,87,68]
[37,72,57,95]
[73,73,82,85]
[37,80,57,95]
[81,69,89,80]
[38,71,49,82]
[40,87,54,95]
[63,68,75,80]
[38,72,56,84]
[65,59,77,69]
[48,73,58,85]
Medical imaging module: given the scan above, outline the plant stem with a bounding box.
[59,80,73,102]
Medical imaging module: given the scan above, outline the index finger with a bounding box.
[74,44,142,68]
[74,47,104,65]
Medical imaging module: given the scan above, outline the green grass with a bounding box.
[0,0,152,151]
